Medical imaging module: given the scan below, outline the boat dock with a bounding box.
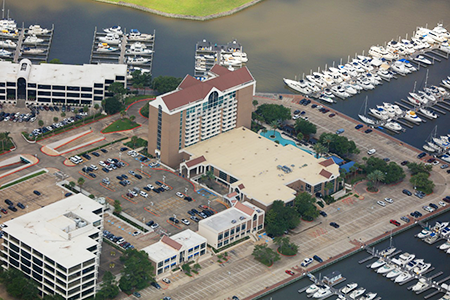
[9,23,55,63]
[431,49,449,59]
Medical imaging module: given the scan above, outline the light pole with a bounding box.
[140,163,143,173]
[119,151,122,162]
[162,175,166,184]
[185,187,188,194]
[208,200,211,210]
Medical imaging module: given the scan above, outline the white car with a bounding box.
[377,200,386,207]
[90,164,98,171]
[439,201,447,207]
[181,218,190,225]
[151,223,159,229]
[130,190,138,197]
[127,150,134,156]
[423,206,434,212]
[99,161,106,167]
[292,115,300,120]
[107,158,114,163]
[301,258,313,267]
[162,278,171,284]
[367,148,376,155]
[176,192,184,198]
[384,197,393,204]
[132,231,141,236]
[140,191,148,198]
[147,184,154,190]
[432,160,440,165]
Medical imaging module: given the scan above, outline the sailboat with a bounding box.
[379,234,396,256]
[358,96,376,125]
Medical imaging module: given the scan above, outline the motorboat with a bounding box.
[104,25,123,35]
[370,258,386,269]
[97,43,119,52]
[349,287,366,299]
[398,58,417,72]
[0,19,17,30]
[427,142,441,151]
[360,292,377,300]
[412,278,429,292]
[23,35,44,44]
[391,60,410,75]
[231,51,248,63]
[126,43,153,55]
[341,83,358,95]
[283,78,312,94]
[0,39,16,48]
[306,74,327,88]
[369,108,389,120]
[386,267,402,279]
[338,64,358,77]
[127,56,150,65]
[414,55,432,65]
[384,121,403,132]
[22,47,46,54]
[413,261,431,274]
[0,28,18,37]
[400,39,417,54]
[363,73,382,85]
[312,286,332,299]
[426,85,448,98]
[99,33,121,45]
[299,79,320,93]
[404,110,422,123]
[409,92,428,105]
[357,78,375,90]
[322,71,340,85]
[127,29,153,41]
[399,253,415,265]
[432,23,450,39]
[419,107,438,119]
[330,85,350,99]
[359,115,376,125]
[377,263,396,274]
[441,228,450,238]
[407,96,422,106]
[195,64,206,71]
[305,284,320,294]
[440,41,450,54]
[369,45,398,60]
[377,105,397,118]
[442,240,450,250]
[411,36,431,50]
[395,271,413,283]
[27,24,49,35]
[438,292,450,300]
[379,245,396,256]
[340,282,358,294]
[418,91,436,102]
[415,27,439,44]
[423,145,436,152]
[417,228,432,239]
[424,232,439,243]
[322,88,334,98]
[377,69,394,80]
[383,103,403,115]
[318,94,334,103]
[442,79,450,89]
[433,137,450,148]
[441,155,450,163]
[0,49,11,56]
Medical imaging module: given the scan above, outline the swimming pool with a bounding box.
[259,131,317,156]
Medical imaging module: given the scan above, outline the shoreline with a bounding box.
[248,205,450,300]
[91,0,264,21]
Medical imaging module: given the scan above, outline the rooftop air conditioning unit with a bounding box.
[231,220,236,224]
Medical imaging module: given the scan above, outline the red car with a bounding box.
[328,113,336,117]
[285,270,295,276]
[390,219,400,227]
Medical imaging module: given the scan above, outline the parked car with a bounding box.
[313,255,323,263]
[365,129,373,134]
[150,281,161,289]
[319,211,327,217]
[414,191,425,199]
[439,201,447,207]
[355,124,363,129]
[181,218,190,225]
[162,278,171,284]
[33,190,41,196]
[4,199,13,206]
[8,206,17,212]
[400,216,410,223]
[134,174,142,180]
[17,203,26,209]
[100,149,108,153]
[151,223,159,229]
[402,189,412,196]
[301,258,313,267]
[390,219,401,226]
[377,200,386,207]
[417,152,427,159]
[133,292,141,298]
[176,192,184,198]
[132,231,141,236]
[169,217,179,224]
[184,196,193,202]
[329,222,339,228]
[384,197,393,204]
[285,270,295,276]
[64,192,73,197]
[401,160,409,166]
[367,148,376,155]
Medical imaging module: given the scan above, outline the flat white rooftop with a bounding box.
[143,241,178,263]
[199,207,249,233]
[171,229,206,250]
[183,127,340,206]
[0,60,126,86]
[4,194,102,268]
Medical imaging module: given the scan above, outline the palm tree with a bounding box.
[367,170,385,191]
[296,132,304,141]
[313,143,328,158]
[129,115,136,122]
[270,120,278,137]
[131,136,139,149]
[78,177,85,192]
[120,110,126,119]
[323,134,333,149]
[252,100,258,111]
[325,181,335,196]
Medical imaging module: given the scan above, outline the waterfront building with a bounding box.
[180,127,340,210]
[0,58,126,106]
[198,201,265,249]
[148,65,256,169]
[1,194,104,299]
[143,229,207,276]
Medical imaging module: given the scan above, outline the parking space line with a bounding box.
[135,168,152,178]
[78,170,94,180]
[121,194,137,204]
[99,182,116,192]
[143,207,160,217]
[166,219,182,229]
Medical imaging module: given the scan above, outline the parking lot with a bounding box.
[66,143,227,238]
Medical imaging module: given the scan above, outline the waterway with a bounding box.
[7,0,450,148]
[260,209,450,300]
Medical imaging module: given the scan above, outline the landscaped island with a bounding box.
[94,0,263,20]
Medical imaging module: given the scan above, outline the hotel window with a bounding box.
[158,261,163,268]
[230,228,235,235]
[224,231,229,238]
[218,234,223,240]
[81,87,92,92]
[218,242,223,248]
[241,224,246,230]
[305,183,311,193]
[201,243,206,249]
[164,258,170,264]
[156,105,162,150]
[67,86,80,91]
[314,183,322,193]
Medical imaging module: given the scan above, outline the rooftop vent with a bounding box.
[239,216,245,220]
[231,219,237,224]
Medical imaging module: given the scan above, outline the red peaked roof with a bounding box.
[161,66,254,111]
[185,156,206,168]
[319,158,334,167]
[161,235,182,250]
[234,202,254,216]
[319,169,333,179]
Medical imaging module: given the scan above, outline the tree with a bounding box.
[322,133,333,149]
[94,103,100,121]
[53,117,59,123]
[61,112,66,118]
[270,120,278,137]
[48,58,62,64]
[38,119,44,127]
[325,181,335,196]
[384,162,405,184]
[69,181,76,189]
[129,115,136,122]
[95,271,119,300]
[130,136,139,149]
[252,100,258,111]
[410,172,435,194]
[119,249,155,293]
[131,70,152,88]
[108,82,127,103]
[182,263,192,275]
[104,97,123,115]
[265,200,300,236]
[113,200,122,213]
[294,192,319,221]
[367,170,385,191]
[319,133,359,157]
[255,104,291,124]
[296,132,304,141]
[252,244,280,266]
[313,143,328,158]
[78,177,85,192]
[274,236,299,256]
[120,110,127,119]
[407,162,432,175]
[294,119,317,137]
[0,268,39,300]
[152,76,183,94]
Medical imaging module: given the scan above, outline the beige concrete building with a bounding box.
[142,229,207,276]
[1,194,104,300]
[148,65,256,169]
[198,202,265,249]
[180,127,340,210]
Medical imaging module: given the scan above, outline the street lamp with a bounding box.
[119,151,122,162]
[140,163,143,173]
[185,187,188,194]
[208,200,211,210]
[162,175,166,184]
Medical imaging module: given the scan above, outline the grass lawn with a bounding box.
[102,118,140,133]
[107,0,255,16]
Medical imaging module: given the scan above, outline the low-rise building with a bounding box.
[143,229,207,276]
[198,202,264,249]
[0,58,126,106]
[1,194,104,300]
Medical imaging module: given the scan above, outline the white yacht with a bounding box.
[359,115,376,125]
[407,96,422,106]
[433,137,450,148]
[399,253,415,265]
[312,286,332,298]
[195,64,206,71]
[441,155,450,163]
[298,79,320,92]
[414,55,432,65]
[440,41,450,54]
[27,24,49,35]
[0,48,11,56]
[383,103,403,115]
[377,263,396,274]
[435,221,449,230]
[442,79,450,89]
[23,35,44,44]
[426,85,448,98]
[419,91,436,102]
[126,43,153,55]
[391,60,410,75]
[440,240,450,250]
[318,94,335,103]
[399,59,417,72]
[384,121,403,132]
[415,27,439,43]
[306,74,327,88]
[322,88,335,98]
[368,45,398,60]
[363,73,382,85]
[0,28,18,37]
[339,64,358,77]
[0,39,16,48]
[369,108,389,120]
[357,78,375,90]
[386,267,402,279]
[377,69,394,80]
[395,271,413,283]
[411,36,430,50]
[432,23,450,39]
[127,29,153,41]
[360,292,377,300]
[99,33,121,45]
[409,92,428,105]
[127,56,150,65]
[419,107,438,119]
[417,228,432,239]
[425,232,439,244]
[349,287,366,299]
[330,85,349,99]
[305,284,320,294]
[404,110,422,123]
[370,258,386,269]
[412,260,431,274]
[104,25,123,35]
[427,142,441,151]
[342,84,358,95]
[340,282,358,294]
[412,278,429,292]
[22,47,46,54]
[423,144,436,153]
[283,78,312,94]
[97,43,119,52]
[0,19,17,30]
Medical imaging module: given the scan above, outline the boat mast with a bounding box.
[2,0,4,20]
[413,81,417,93]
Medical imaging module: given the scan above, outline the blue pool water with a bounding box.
[259,131,316,156]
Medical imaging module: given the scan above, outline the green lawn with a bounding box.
[102,118,140,133]
[108,0,255,16]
